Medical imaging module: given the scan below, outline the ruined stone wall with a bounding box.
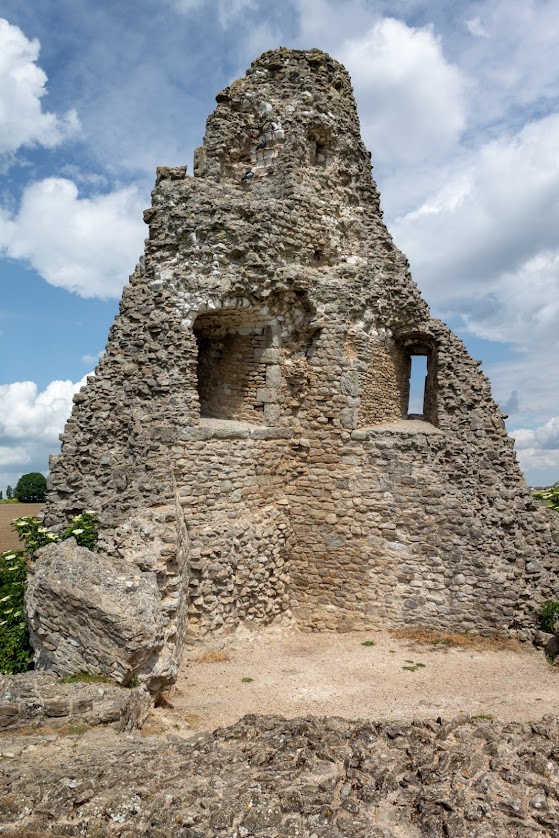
[36,48,559,690]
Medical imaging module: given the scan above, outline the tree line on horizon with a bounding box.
[1,473,47,504]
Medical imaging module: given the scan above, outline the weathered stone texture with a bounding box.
[1,713,558,836]
[0,671,151,733]
[36,48,559,686]
[26,539,173,692]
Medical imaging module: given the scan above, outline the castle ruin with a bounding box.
[28,48,559,693]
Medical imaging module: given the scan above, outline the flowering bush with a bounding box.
[11,516,59,557]
[0,551,32,674]
[12,512,98,556]
[62,512,98,550]
[2,512,98,674]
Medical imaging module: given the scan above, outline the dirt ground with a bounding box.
[0,503,44,552]
[156,628,559,735]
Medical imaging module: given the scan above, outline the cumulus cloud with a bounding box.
[0,377,88,442]
[0,17,80,156]
[0,178,146,298]
[0,375,88,494]
[337,18,467,163]
[458,0,559,122]
[392,112,559,347]
[517,418,559,451]
[0,446,30,469]
[510,418,559,485]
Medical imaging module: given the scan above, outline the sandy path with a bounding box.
[164,629,559,733]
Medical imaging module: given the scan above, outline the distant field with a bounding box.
[0,503,44,552]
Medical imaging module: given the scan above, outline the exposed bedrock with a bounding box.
[0,713,558,836]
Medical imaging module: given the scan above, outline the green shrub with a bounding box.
[12,516,60,557]
[540,600,559,633]
[0,551,33,674]
[62,512,98,551]
[1,512,99,675]
[12,512,98,556]
[533,483,559,513]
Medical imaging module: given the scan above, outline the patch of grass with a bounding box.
[241,677,253,683]
[471,713,494,721]
[361,640,376,647]
[390,628,521,652]
[402,661,427,672]
[60,722,91,736]
[193,650,231,664]
[62,672,111,685]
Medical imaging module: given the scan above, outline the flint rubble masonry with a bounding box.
[31,48,559,694]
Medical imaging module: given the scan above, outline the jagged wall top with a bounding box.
[147,48,429,327]
[196,48,372,194]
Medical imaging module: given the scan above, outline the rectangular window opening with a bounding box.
[407,354,428,417]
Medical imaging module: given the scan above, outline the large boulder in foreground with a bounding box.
[26,539,173,694]
[0,671,152,733]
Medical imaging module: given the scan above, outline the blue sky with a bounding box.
[1,0,558,490]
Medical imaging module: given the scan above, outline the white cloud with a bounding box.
[81,351,103,365]
[392,112,559,348]
[462,250,559,348]
[0,377,88,443]
[0,17,80,156]
[0,445,30,469]
[0,375,88,493]
[510,418,559,485]
[167,0,257,28]
[338,17,468,162]
[0,177,146,299]
[458,0,559,119]
[465,17,489,38]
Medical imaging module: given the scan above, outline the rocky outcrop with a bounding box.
[0,671,152,733]
[0,712,558,836]
[26,539,174,693]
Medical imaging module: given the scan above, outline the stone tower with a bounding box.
[33,49,559,691]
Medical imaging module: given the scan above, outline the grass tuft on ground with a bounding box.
[390,628,521,652]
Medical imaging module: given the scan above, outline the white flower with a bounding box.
[72,529,84,535]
